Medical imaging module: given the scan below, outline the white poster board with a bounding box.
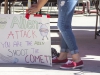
[0,14,52,66]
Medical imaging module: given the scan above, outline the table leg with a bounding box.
[4,0,8,14]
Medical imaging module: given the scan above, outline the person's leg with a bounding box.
[58,36,81,62]
[55,0,84,69]
[57,35,69,60]
[52,34,69,63]
[57,0,82,63]
[52,0,69,63]
[52,0,81,64]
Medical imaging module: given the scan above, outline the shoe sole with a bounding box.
[60,65,84,70]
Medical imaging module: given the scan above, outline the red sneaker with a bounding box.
[52,57,68,63]
[60,60,84,69]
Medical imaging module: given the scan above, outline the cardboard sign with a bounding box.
[0,14,52,66]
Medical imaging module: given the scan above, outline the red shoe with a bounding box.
[60,60,84,69]
[52,57,68,63]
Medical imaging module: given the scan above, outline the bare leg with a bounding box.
[72,53,81,62]
[58,52,81,62]
[57,52,68,60]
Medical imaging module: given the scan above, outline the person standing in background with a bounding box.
[27,0,84,69]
